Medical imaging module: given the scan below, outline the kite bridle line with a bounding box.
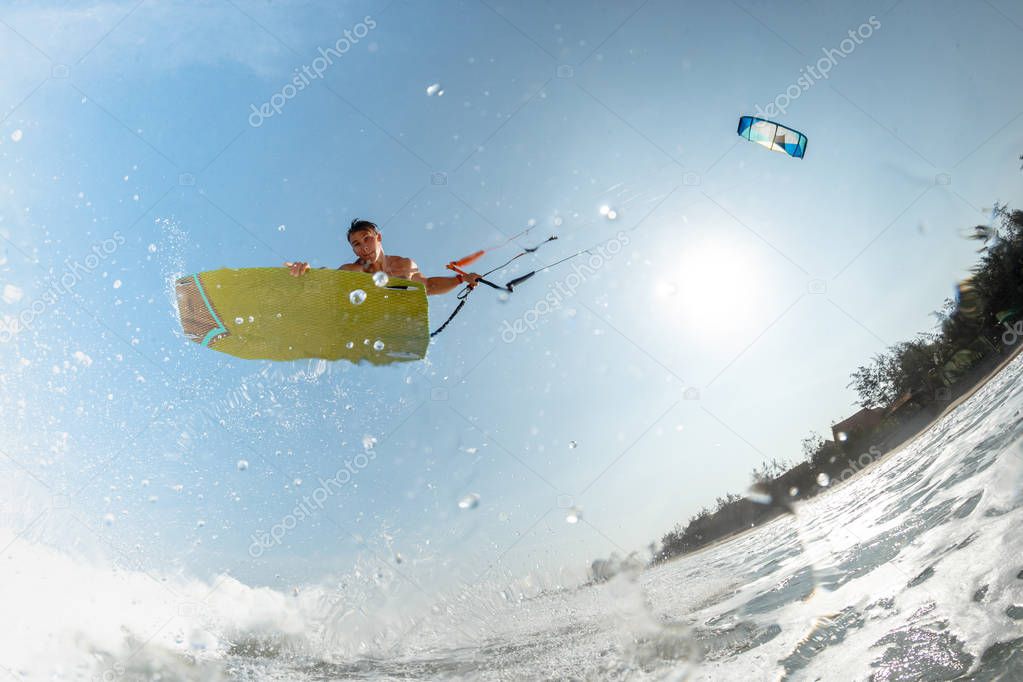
[430,233,627,337]
[429,170,684,336]
[430,233,557,337]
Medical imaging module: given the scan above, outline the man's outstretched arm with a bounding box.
[416,274,480,296]
[408,261,480,296]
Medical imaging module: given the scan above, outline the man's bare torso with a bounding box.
[341,254,419,280]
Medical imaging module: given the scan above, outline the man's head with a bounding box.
[347,219,382,263]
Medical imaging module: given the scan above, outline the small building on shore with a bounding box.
[832,407,886,443]
[887,390,917,416]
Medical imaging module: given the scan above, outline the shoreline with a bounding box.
[807,340,1023,497]
[915,341,1023,426]
[653,341,1023,565]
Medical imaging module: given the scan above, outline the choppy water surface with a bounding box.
[219,354,1023,680]
[4,356,1023,681]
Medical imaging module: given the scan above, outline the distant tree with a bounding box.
[750,458,790,484]
[848,336,944,408]
[970,206,1023,332]
[689,507,711,524]
[850,206,1023,410]
[801,431,825,462]
[930,296,957,327]
[896,336,943,393]
[931,295,985,365]
[848,348,901,408]
[809,438,844,469]
[714,492,743,511]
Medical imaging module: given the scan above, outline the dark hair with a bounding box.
[347,219,379,240]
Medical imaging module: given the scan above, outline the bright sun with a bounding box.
[656,240,766,340]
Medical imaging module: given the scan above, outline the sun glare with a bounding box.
[658,240,766,340]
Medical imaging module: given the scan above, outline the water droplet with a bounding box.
[816,473,831,487]
[373,340,385,351]
[147,243,157,253]
[498,292,509,303]
[606,210,618,220]
[349,289,367,305]
[372,271,389,287]
[236,459,249,471]
[553,216,563,226]
[103,513,115,526]
[346,341,355,349]
[247,315,255,323]
[276,312,282,318]
[599,205,610,216]
[234,317,244,325]
[568,441,578,449]
[458,493,480,510]
[112,279,122,289]
[789,486,799,497]
[10,130,23,142]
[426,82,442,96]
[277,224,286,232]
[293,478,302,486]
[362,435,377,451]
[565,507,582,523]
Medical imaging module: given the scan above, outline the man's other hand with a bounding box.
[285,261,310,277]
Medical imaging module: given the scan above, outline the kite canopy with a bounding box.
[737,115,808,159]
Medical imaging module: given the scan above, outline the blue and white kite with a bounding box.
[737,116,808,159]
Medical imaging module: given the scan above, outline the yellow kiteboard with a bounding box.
[175,268,429,365]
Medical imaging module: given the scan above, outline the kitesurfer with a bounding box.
[285,219,481,295]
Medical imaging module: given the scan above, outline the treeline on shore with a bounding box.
[650,204,1023,565]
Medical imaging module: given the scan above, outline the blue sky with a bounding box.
[1,0,1021,590]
